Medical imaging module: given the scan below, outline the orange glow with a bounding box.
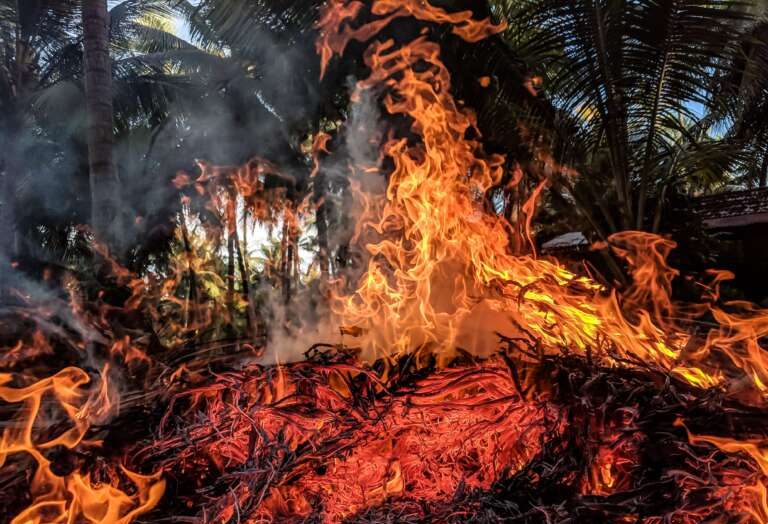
[675,419,768,522]
[148,357,557,523]
[316,0,506,78]
[315,0,768,403]
[5,1,768,521]
[0,366,165,523]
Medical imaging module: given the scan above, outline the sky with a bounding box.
[172,12,193,43]
[107,0,195,44]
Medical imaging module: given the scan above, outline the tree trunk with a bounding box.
[225,225,236,329]
[0,9,32,282]
[0,152,15,262]
[314,171,330,280]
[234,215,254,334]
[180,216,198,333]
[0,153,16,299]
[281,219,293,305]
[82,0,121,247]
[225,199,236,335]
[759,152,768,188]
[293,235,300,291]
[335,179,353,271]
[239,212,263,343]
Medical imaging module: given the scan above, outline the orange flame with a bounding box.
[316,0,506,79]
[0,367,165,523]
[317,0,767,400]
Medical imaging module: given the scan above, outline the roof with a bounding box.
[696,187,768,229]
[541,231,588,252]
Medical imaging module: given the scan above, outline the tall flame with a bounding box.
[315,5,768,520]
[3,1,767,521]
[318,0,768,399]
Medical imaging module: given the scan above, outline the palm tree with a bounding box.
[83,0,121,246]
[716,11,768,188]
[0,0,197,275]
[0,0,82,262]
[165,0,333,284]
[489,0,756,236]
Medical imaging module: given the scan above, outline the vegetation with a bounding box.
[1,0,766,325]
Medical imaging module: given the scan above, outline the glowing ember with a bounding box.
[145,356,557,522]
[1,1,768,523]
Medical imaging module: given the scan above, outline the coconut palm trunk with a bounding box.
[314,172,330,280]
[82,0,121,246]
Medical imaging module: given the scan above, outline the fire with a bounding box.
[316,0,506,79]
[2,0,768,522]
[318,0,768,402]
[314,3,768,520]
[0,366,164,523]
[147,356,557,522]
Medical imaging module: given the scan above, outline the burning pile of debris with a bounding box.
[1,1,768,523]
[141,348,768,522]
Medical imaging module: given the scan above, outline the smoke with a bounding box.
[254,82,388,365]
[1,6,388,366]
[1,12,328,260]
[0,253,105,346]
[0,82,89,263]
[346,86,386,181]
[257,287,339,366]
[114,32,321,255]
